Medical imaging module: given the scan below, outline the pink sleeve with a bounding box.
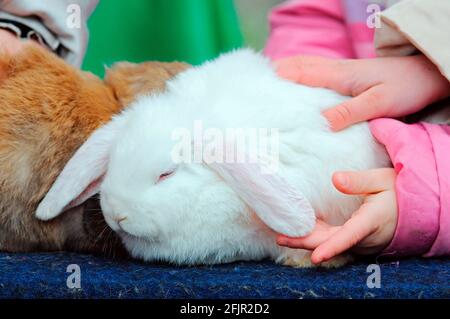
[264,0,356,60]
[370,119,450,257]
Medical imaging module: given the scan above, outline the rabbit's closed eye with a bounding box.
[156,170,175,183]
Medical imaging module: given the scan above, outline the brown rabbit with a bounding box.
[0,45,188,257]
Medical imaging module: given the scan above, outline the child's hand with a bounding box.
[275,55,450,131]
[0,29,30,55]
[0,29,41,79]
[277,168,398,264]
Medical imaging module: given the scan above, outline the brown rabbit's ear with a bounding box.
[104,61,190,107]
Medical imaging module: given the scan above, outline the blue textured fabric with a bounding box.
[0,252,448,299]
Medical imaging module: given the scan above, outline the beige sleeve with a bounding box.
[0,0,98,67]
[374,0,450,81]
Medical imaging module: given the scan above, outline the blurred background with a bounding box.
[82,0,283,77]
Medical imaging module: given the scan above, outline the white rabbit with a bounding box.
[36,49,390,267]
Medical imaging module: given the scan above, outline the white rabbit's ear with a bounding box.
[36,116,125,221]
[207,161,316,237]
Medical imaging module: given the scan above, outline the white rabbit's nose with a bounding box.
[113,216,127,223]
[104,213,127,232]
[115,216,128,233]
[105,213,147,238]
[113,216,128,232]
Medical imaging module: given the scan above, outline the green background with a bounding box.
[82,0,244,77]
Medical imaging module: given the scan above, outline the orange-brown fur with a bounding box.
[0,45,189,255]
[104,61,188,107]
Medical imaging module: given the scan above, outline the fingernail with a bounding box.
[322,110,339,131]
[334,173,348,188]
[277,237,287,246]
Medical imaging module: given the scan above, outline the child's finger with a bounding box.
[332,168,396,195]
[276,220,339,250]
[310,206,376,264]
[274,56,354,94]
[322,85,387,131]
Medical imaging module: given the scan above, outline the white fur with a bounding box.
[37,49,390,265]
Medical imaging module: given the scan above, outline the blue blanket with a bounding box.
[0,252,448,299]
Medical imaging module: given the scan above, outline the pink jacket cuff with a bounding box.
[264,0,356,60]
[370,119,450,257]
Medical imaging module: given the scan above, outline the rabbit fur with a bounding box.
[37,49,391,267]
